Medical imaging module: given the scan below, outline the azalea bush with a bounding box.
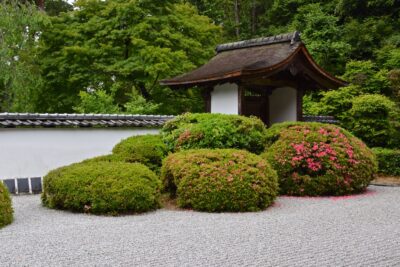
[42,162,161,215]
[112,134,168,172]
[161,149,278,212]
[262,122,377,196]
[161,113,267,154]
[372,148,400,176]
[0,182,13,228]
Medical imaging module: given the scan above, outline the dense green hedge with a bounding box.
[112,134,168,172]
[161,149,278,212]
[0,182,13,228]
[262,122,377,196]
[161,113,267,154]
[372,148,400,176]
[42,162,161,215]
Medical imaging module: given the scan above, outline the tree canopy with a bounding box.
[37,0,221,113]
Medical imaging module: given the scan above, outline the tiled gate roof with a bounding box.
[0,113,174,128]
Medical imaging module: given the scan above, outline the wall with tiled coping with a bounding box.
[0,128,159,191]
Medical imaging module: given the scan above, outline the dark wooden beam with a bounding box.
[201,87,212,113]
[241,77,297,88]
[238,85,244,115]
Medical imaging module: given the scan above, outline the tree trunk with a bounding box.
[137,82,151,99]
[35,0,45,10]
[234,0,240,39]
[251,0,257,35]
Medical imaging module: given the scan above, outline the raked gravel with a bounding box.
[1,186,400,267]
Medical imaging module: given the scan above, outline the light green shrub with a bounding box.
[42,162,161,215]
[161,149,278,212]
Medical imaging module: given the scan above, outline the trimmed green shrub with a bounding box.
[81,154,124,164]
[112,134,168,172]
[161,113,267,154]
[0,182,13,228]
[161,149,278,212]
[262,122,377,196]
[42,162,161,215]
[264,121,304,149]
[372,148,400,176]
[343,94,400,148]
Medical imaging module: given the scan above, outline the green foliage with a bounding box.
[341,61,391,95]
[0,182,13,228]
[342,17,394,60]
[42,161,161,215]
[372,148,400,176]
[161,149,278,212]
[38,0,221,113]
[161,113,267,154]
[45,0,73,16]
[123,90,160,115]
[73,90,121,114]
[0,0,49,112]
[112,134,168,172]
[262,122,377,196]
[343,94,400,148]
[336,0,400,17]
[187,0,273,40]
[307,85,359,120]
[291,3,350,73]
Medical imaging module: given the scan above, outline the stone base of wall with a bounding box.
[2,177,42,195]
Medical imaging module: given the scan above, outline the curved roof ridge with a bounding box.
[216,31,301,53]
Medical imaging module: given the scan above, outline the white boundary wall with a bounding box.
[211,83,239,114]
[0,128,158,179]
[269,87,297,124]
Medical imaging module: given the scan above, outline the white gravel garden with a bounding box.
[2,113,397,266]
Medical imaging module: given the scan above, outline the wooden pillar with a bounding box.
[238,86,244,115]
[296,87,304,121]
[265,87,273,127]
[202,87,212,113]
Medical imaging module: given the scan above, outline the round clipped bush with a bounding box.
[262,122,377,196]
[161,113,267,154]
[42,162,161,215]
[0,182,13,228]
[161,149,278,212]
[112,134,168,172]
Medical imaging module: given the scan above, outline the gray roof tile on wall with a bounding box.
[0,113,175,128]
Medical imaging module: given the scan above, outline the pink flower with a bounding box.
[292,143,305,154]
[319,128,329,136]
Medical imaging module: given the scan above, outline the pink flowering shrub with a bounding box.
[262,122,377,196]
[161,149,278,212]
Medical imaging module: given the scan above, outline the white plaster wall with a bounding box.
[211,83,239,114]
[269,87,297,124]
[0,128,159,179]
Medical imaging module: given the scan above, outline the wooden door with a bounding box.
[241,89,269,126]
